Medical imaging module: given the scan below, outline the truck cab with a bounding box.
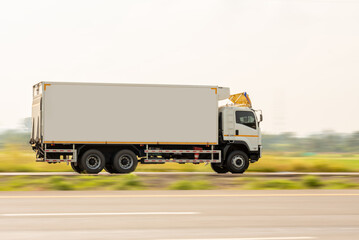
[211,104,262,174]
[220,106,261,153]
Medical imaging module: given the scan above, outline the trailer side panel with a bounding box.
[42,83,218,144]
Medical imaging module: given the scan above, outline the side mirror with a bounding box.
[255,109,263,123]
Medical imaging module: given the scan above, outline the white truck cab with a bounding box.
[214,105,262,174]
[220,106,261,152]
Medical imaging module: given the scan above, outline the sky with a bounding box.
[0,0,358,135]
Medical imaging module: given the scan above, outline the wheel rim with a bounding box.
[85,154,102,170]
[118,154,133,169]
[231,155,245,169]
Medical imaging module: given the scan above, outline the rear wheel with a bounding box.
[112,149,138,173]
[78,149,106,174]
[210,163,229,173]
[104,163,118,174]
[226,150,249,174]
[71,162,82,173]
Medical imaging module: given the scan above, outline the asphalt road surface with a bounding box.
[0,190,358,240]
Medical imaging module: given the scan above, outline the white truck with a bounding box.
[30,82,262,174]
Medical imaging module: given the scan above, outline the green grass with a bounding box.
[0,174,145,191]
[301,175,323,188]
[168,180,215,190]
[112,174,145,190]
[0,146,71,172]
[236,176,359,190]
[322,179,359,189]
[241,178,302,190]
[0,174,357,191]
[248,154,359,172]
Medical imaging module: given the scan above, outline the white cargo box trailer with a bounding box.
[31,82,262,174]
[33,82,229,144]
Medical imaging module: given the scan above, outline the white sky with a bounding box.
[0,0,358,135]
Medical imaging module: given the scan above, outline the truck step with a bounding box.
[45,149,75,153]
[45,159,75,163]
[41,148,77,163]
[36,158,75,163]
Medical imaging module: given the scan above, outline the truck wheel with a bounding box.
[226,150,249,174]
[210,163,229,174]
[112,149,138,173]
[104,164,117,174]
[104,154,117,174]
[78,149,106,174]
[71,162,82,173]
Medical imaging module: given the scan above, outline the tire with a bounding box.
[112,149,138,173]
[104,154,118,174]
[210,163,229,174]
[71,162,82,173]
[226,150,249,174]
[104,164,117,174]
[78,149,106,174]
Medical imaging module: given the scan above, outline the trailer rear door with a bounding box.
[31,83,43,143]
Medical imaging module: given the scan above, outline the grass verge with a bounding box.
[237,175,359,190]
[0,174,358,191]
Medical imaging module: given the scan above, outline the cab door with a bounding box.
[234,110,259,151]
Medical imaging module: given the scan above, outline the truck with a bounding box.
[30,82,262,174]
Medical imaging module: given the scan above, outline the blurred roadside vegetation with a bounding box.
[263,131,359,153]
[0,125,359,172]
[0,174,358,191]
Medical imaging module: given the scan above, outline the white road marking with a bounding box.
[159,237,316,240]
[1,212,199,217]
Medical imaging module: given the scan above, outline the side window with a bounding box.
[236,111,256,129]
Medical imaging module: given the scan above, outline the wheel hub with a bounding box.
[119,155,133,169]
[232,155,245,168]
[86,155,101,170]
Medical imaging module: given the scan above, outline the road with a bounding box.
[0,190,358,240]
[1,172,359,176]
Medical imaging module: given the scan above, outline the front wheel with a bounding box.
[226,151,249,174]
[112,149,138,173]
[210,163,229,173]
